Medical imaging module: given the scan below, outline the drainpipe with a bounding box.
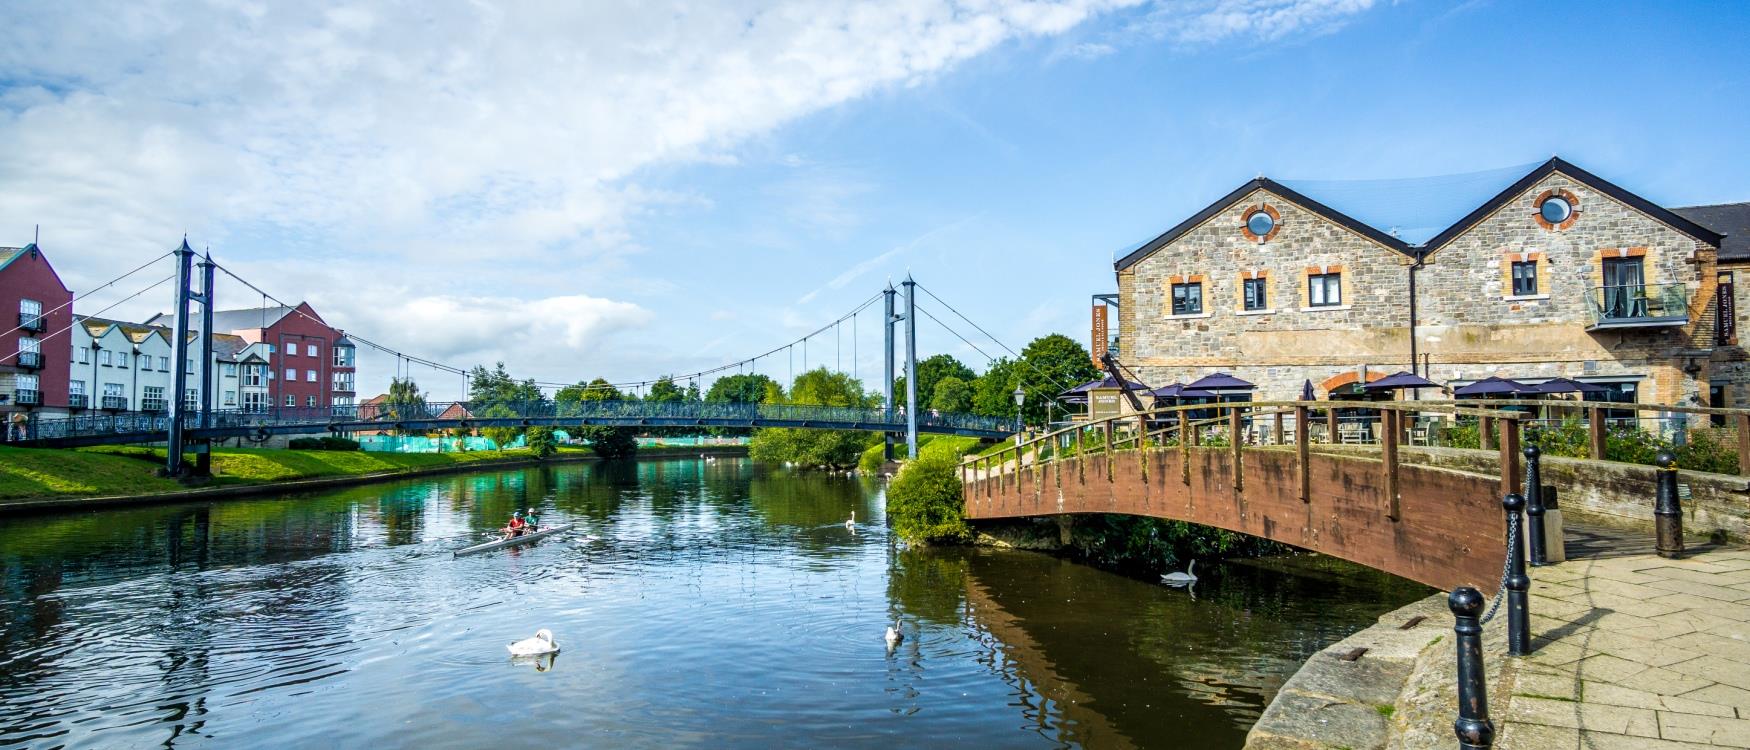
[1408,250,1427,376]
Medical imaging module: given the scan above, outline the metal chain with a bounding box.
[1480,510,1520,625]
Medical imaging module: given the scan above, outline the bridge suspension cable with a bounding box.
[913,282,1081,394]
[0,247,174,343]
[0,272,177,366]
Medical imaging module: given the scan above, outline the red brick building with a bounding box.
[0,244,74,428]
[149,302,356,413]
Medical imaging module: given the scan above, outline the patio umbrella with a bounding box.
[1531,377,1609,395]
[1453,376,1534,397]
[1147,383,1218,400]
[1185,372,1254,391]
[1363,371,1444,391]
[1301,380,1316,401]
[1057,376,1148,405]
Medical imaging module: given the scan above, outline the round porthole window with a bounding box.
[1246,211,1276,237]
[1540,195,1573,224]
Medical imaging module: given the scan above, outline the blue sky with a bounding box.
[3,1,1748,398]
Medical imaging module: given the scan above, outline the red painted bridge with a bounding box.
[961,402,1526,591]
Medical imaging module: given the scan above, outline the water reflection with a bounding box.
[0,458,1424,749]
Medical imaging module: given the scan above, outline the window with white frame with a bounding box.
[333,347,353,367]
[244,365,263,387]
[19,298,41,316]
[117,351,128,369]
[142,386,166,411]
[222,362,238,377]
[285,368,296,381]
[184,388,199,409]
[77,347,89,364]
[103,383,123,397]
[306,370,317,382]
[100,350,112,366]
[224,390,237,406]
[19,337,39,355]
[307,344,319,359]
[306,395,317,408]
[136,353,150,369]
[70,380,86,396]
[1309,273,1343,307]
[16,373,38,391]
[158,356,169,371]
[243,391,268,411]
[284,395,296,407]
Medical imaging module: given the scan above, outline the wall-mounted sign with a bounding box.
[1091,304,1108,366]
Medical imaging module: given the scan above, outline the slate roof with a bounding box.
[146,304,302,332]
[1115,178,1415,271]
[0,246,25,271]
[75,315,170,345]
[1672,202,1750,263]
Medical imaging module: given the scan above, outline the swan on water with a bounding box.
[845,511,856,529]
[508,629,560,657]
[885,622,903,649]
[1161,560,1198,586]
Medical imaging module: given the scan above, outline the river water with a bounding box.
[0,457,1427,749]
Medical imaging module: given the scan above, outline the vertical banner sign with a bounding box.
[1719,277,1736,345]
[1091,304,1108,366]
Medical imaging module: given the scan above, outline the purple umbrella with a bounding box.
[1453,376,1534,397]
[1148,383,1218,400]
[1185,372,1254,391]
[1301,380,1316,400]
[1531,378,1609,395]
[1363,371,1444,391]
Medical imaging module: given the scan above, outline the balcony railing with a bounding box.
[15,351,43,369]
[102,395,128,410]
[68,394,88,409]
[15,389,41,406]
[1587,283,1688,330]
[17,313,44,332]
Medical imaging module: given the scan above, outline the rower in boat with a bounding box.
[502,511,527,540]
[526,509,541,533]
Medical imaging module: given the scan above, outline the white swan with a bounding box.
[845,510,856,530]
[507,628,560,657]
[1161,560,1198,586]
[885,621,903,649]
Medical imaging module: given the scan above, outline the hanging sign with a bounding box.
[1091,304,1108,366]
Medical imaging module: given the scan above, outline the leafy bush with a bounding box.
[582,426,637,459]
[1522,419,1739,475]
[1067,516,1284,574]
[525,427,557,459]
[886,448,971,544]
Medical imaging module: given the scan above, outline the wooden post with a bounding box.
[1499,417,1521,499]
[1381,409,1400,520]
[1736,413,1750,477]
[1325,407,1338,443]
[1273,411,1285,445]
[1102,420,1114,482]
[1075,425,1086,484]
[1179,409,1191,486]
[1295,405,1310,503]
[1229,406,1244,492]
[1480,415,1496,451]
[1589,406,1607,460]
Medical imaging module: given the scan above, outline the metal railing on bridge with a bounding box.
[6,399,1014,446]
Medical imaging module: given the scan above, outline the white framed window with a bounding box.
[284,394,296,407]
[117,351,128,369]
[158,356,169,371]
[223,390,237,406]
[136,353,150,369]
[76,347,89,364]
[306,395,317,408]
[244,365,263,387]
[19,298,41,316]
[16,373,38,390]
[222,362,238,377]
[243,391,268,411]
[19,337,39,354]
[69,380,86,396]
[103,382,124,396]
[306,369,317,382]
[285,368,296,380]
[184,388,199,408]
[100,350,112,366]
[186,357,195,375]
[307,344,319,359]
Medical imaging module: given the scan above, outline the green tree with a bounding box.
[930,375,972,413]
[480,404,521,450]
[558,377,637,456]
[705,373,777,404]
[582,426,638,459]
[894,354,975,412]
[1016,334,1100,426]
[469,362,545,413]
[647,376,687,403]
[969,357,1023,419]
[747,367,875,468]
[525,426,557,458]
[384,377,429,436]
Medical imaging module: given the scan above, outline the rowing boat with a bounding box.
[453,524,575,557]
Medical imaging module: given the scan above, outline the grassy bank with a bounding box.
[0,445,600,501]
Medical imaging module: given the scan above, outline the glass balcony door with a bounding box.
[1601,258,1646,319]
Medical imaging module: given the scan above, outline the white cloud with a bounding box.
[1131,0,1378,44]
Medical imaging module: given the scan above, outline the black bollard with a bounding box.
[1502,493,1531,656]
[1655,451,1683,559]
[1523,444,1547,566]
[1451,586,1494,749]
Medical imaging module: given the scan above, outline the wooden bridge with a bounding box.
[961,401,1530,592]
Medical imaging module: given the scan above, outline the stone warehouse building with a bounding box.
[1112,157,1745,411]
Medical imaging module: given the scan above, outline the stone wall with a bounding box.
[1114,168,1732,408]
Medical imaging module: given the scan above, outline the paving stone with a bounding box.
[1247,690,1388,750]
[1657,710,1750,747]
[1621,665,1719,696]
[1666,655,1750,691]
[1505,695,1660,737]
[1495,721,1580,747]
[1569,653,1652,684]
[1663,631,1750,666]
[1582,681,1738,718]
[1559,589,1683,619]
[1681,683,1750,715]
[1644,566,1750,587]
[1647,593,1750,622]
[1579,730,1717,749]
[1646,577,1750,603]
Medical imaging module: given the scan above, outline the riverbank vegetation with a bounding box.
[885,437,979,544]
[1444,418,1739,474]
[748,368,876,468]
[0,444,597,501]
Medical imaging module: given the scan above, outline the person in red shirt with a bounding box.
[502,511,527,540]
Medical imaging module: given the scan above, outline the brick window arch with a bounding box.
[1241,204,1282,242]
[1533,188,1580,231]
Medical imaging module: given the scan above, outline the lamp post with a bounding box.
[1013,386,1026,446]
